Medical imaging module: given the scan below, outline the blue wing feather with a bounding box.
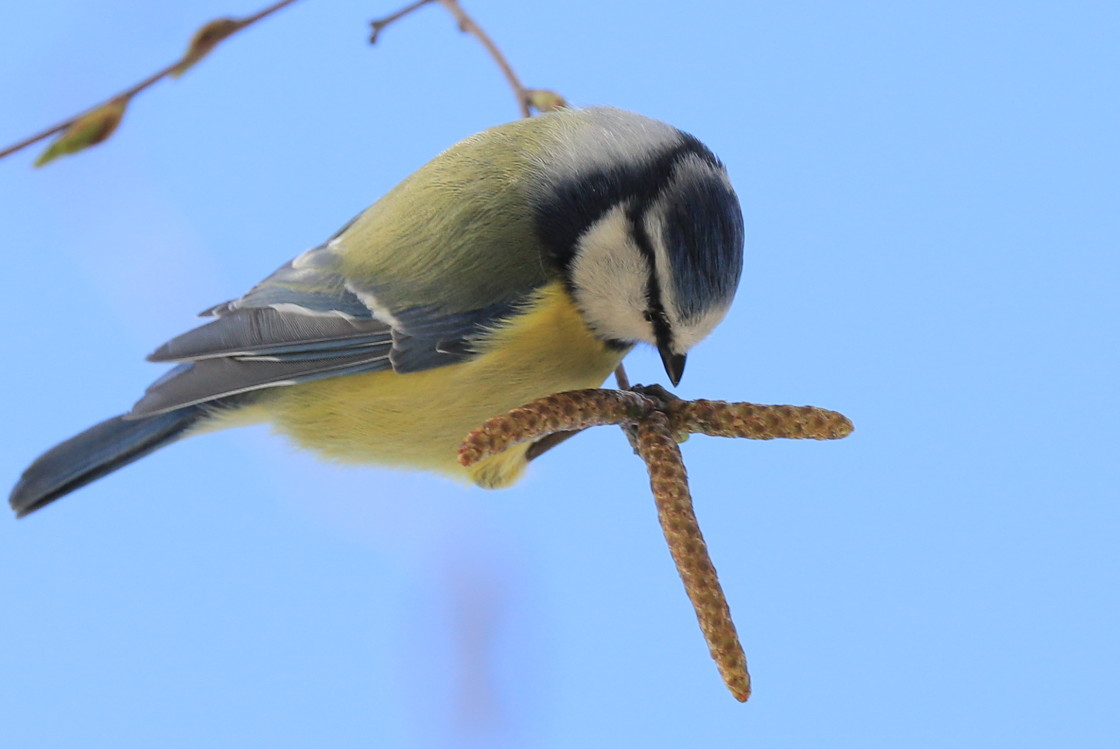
[132,243,534,415]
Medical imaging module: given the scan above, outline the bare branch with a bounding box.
[371,0,566,118]
[434,0,531,117]
[0,0,303,164]
[368,0,438,44]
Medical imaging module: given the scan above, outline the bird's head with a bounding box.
[532,108,744,386]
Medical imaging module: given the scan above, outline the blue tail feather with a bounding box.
[9,407,204,518]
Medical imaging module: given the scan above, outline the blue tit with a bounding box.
[10,107,744,517]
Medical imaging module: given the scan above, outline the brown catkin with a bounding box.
[459,389,653,466]
[673,400,853,441]
[457,388,854,701]
[636,411,751,702]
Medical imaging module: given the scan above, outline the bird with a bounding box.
[9,106,744,518]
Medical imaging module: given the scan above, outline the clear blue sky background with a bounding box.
[1,1,1117,747]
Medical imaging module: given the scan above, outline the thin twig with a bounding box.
[370,0,533,117]
[435,0,531,117]
[0,0,303,163]
[238,0,304,26]
[368,0,437,43]
[613,363,632,391]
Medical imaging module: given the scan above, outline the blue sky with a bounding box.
[1,1,1117,747]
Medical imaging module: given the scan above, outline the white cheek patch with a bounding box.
[569,205,656,345]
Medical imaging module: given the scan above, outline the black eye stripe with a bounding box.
[534,134,723,270]
[627,205,673,352]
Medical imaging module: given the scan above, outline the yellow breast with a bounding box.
[241,281,626,488]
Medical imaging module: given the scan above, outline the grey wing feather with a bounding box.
[387,298,522,372]
[149,308,393,362]
[199,247,370,319]
[130,242,533,417]
[129,352,392,417]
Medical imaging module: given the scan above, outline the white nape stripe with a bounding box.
[568,204,657,345]
[540,108,681,187]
